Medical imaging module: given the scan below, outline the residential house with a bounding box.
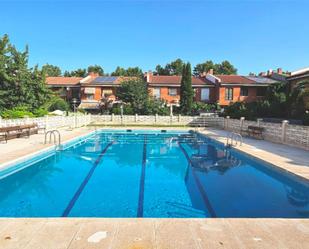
[79,74,135,111]
[145,72,216,104]
[45,77,82,104]
[205,74,279,106]
[287,67,309,89]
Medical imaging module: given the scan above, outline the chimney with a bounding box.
[200,71,207,77]
[267,69,273,76]
[277,68,282,74]
[146,70,153,82]
[88,72,99,77]
[208,68,214,75]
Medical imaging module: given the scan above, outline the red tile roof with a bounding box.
[148,75,214,86]
[46,77,82,86]
[215,75,256,84]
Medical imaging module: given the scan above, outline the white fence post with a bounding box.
[281,120,289,143]
[111,113,114,122]
[45,115,49,130]
[225,116,230,130]
[178,114,181,124]
[155,114,158,123]
[240,117,245,133]
[135,114,138,123]
[257,118,263,127]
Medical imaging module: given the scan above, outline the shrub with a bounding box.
[191,102,218,116]
[32,108,49,117]
[0,106,35,119]
[144,99,169,115]
[111,104,134,115]
[46,97,70,112]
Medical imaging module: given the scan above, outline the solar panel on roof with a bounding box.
[94,76,118,83]
[245,76,277,84]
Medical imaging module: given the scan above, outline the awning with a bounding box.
[78,101,100,109]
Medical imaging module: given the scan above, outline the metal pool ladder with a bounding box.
[226,132,243,147]
[44,130,62,149]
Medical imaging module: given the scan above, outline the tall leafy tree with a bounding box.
[111,66,126,76]
[64,68,87,77]
[216,60,237,75]
[193,60,215,76]
[42,64,61,76]
[166,58,184,75]
[193,60,237,76]
[180,63,194,114]
[155,65,168,75]
[0,34,50,112]
[111,66,143,77]
[87,65,104,75]
[116,79,148,114]
[155,58,184,75]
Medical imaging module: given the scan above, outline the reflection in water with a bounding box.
[285,185,309,207]
[186,139,242,175]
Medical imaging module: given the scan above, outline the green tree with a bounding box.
[116,79,148,114]
[166,58,184,75]
[125,67,143,77]
[155,65,168,75]
[180,63,194,114]
[111,66,127,76]
[0,34,51,112]
[193,60,215,76]
[42,64,62,76]
[193,60,237,76]
[111,66,143,77]
[87,65,104,75]
[216,60,237,75]
[155,58,184,75]
[65,68,87,77]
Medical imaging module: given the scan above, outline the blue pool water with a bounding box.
[0,130,308,218]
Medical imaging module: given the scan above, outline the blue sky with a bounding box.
[0,0,308,75]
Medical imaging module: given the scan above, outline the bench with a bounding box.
[0,124,39,143]
[243,125,264,139]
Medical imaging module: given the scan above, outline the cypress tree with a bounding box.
[180,62,194,114]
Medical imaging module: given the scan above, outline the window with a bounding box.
[225,87,233,100]
[168,88,177,96]
[257,87,266,96]
[240,87,248,96]
[201,88,210,101]
[153,87,161,98]
[86,94,94,100]
[102,89,113,98]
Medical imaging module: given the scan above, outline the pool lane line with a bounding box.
[178,142,217,218]
[62,141,114,217]
[137,135,147,217]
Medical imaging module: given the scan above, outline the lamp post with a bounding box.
[167,102,180,116]
[120,103,124,125]
[72,98,78,128]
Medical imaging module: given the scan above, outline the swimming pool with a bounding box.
[0,129,308,218]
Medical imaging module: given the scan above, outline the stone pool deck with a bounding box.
[0,127,308,248]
